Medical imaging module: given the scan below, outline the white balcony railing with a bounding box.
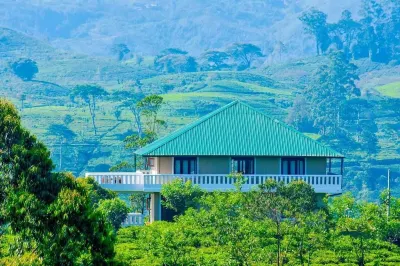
[122,213,145,227]
[85,172,342,194]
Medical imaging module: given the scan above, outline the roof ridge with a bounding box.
[237,101,344,157]
[135,101,239,155]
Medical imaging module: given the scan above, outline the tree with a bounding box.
[305,51,360,135]
[111,43,130,61]
[113,88,145,138]
[98,198,130,231]
[70,84,108,135]
[330,193,386,266]
[286,95,313,132]
[161,179,204,216]
[335,10,361,57]
[10,58,38,81]
[199,50,230,70]
[226,43,263,70]
[123,94,166,150]
[154,48,197,73]
[299,9,330,55]
[137,94,165,134]
[244,180,317,266]
[129,192,147,214]
[0,99,116,264]
[111,94,166,171]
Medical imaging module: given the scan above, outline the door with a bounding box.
[281,158,305,175]
[231,157,254,174]
[174,157,197,174]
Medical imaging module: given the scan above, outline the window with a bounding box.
[147,157,155,167]
[174,157,197,174]
[231,157,254,174]
[281,158,305,175]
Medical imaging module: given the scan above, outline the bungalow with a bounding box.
[86,101,344,223]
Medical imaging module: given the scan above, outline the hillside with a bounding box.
[0,0,360,56]
[0,15,399,202]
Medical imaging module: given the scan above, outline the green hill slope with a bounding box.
[0,27,398,200]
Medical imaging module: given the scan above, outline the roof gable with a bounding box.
[135,101,343,158]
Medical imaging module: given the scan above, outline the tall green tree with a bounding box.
[335,10,361,57]
[299,9,330,55]
[123,94,166,150]
[111,94,166,171]
[305,51,360,135]
[0,99,115,264]
[113,87,145,137]
[98,198,130,231]
[70,84,108,135]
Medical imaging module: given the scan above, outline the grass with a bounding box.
[377,82,400,98]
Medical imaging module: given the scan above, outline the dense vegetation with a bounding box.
[0,99,130,265]
[115,179,400,265]
[1,106,399,265]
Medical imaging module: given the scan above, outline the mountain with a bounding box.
[0,0,361,56]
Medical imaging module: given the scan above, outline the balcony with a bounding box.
[122,213,145,227]
[85,172,342,194]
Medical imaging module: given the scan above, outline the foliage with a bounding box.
[111,43,130,61]
[199,50,230,70]
[299,3,400,63]
[298,51,360,137]
[299,9,330,55]
[161,179,204,215]
[47,124,76,142]
[0,99,116,264]
[129,192,147,214]
[115,181,400,266]
[70,84,108,135]
[10,58,38,81]
[226,43,263,70]
[154,48,197,73]
[98,198,130,231]
[76,176,117,206]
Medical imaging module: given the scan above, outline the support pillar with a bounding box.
[150,192,161,223]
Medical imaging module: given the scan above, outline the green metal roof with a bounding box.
[135,101,344,158]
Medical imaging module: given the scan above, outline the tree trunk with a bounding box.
[88,98,97,135]
[277,222,281,266]
[299,240,304,266]
[59,140,62,170]
[131,106,143,138]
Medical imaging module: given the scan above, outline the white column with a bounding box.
[150,192,161,223]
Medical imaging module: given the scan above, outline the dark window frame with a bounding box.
[281,157,305,175]
[147,157,155,167]
[231,157,255,174]
[174,157,197,174]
